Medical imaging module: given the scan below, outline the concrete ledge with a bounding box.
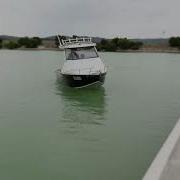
[143,118,180,180]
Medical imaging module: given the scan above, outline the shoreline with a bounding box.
[1,48,180,54]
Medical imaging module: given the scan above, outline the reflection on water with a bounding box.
[55,77,107,128]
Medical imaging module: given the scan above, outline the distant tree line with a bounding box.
[169,37,180,48]
[0,39,2,49]
[1,35,180,51]
[18,37,42,48]
[4,41,20,49]
[0,37,42,49]
[97,38,143,51]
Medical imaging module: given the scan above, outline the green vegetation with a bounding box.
[18,37,42,48]
[4,41,20,49]
[1,37,42,49]
[97,37,143,51]
[169,37,180,48]
[0,39,2,49]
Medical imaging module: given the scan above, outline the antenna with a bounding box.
[162,30,166,38]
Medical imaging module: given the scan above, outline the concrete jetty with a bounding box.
[143,118,180,180]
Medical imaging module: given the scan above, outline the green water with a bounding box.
[0,50,180,180]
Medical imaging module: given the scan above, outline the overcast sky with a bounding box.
[0,0,179,38]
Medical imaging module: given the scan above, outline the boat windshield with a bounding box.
[65,47,98,60]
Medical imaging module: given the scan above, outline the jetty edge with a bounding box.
[143,118,180,180]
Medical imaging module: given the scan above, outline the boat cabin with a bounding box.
[57,37,99,60]
[65,47,99,60]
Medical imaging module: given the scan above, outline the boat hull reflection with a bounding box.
[55,77,107,127]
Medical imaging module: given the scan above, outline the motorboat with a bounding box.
[57,36,107,88]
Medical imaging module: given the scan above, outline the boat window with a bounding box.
[65,47,98,60]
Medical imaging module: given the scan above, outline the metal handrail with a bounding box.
[57,35,95,48]
[62,37,92,46]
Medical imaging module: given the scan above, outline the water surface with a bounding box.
[0,50,180,180]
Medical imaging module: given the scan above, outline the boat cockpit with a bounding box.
[65,46,99,60]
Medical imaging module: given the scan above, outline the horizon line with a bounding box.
[0,34,176,39]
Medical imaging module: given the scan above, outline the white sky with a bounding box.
[0,0,180,38]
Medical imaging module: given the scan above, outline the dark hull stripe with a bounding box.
[62,73,106,88]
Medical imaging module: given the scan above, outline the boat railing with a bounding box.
[57,36,93,47]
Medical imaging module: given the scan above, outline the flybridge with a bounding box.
[57,36,96,48]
